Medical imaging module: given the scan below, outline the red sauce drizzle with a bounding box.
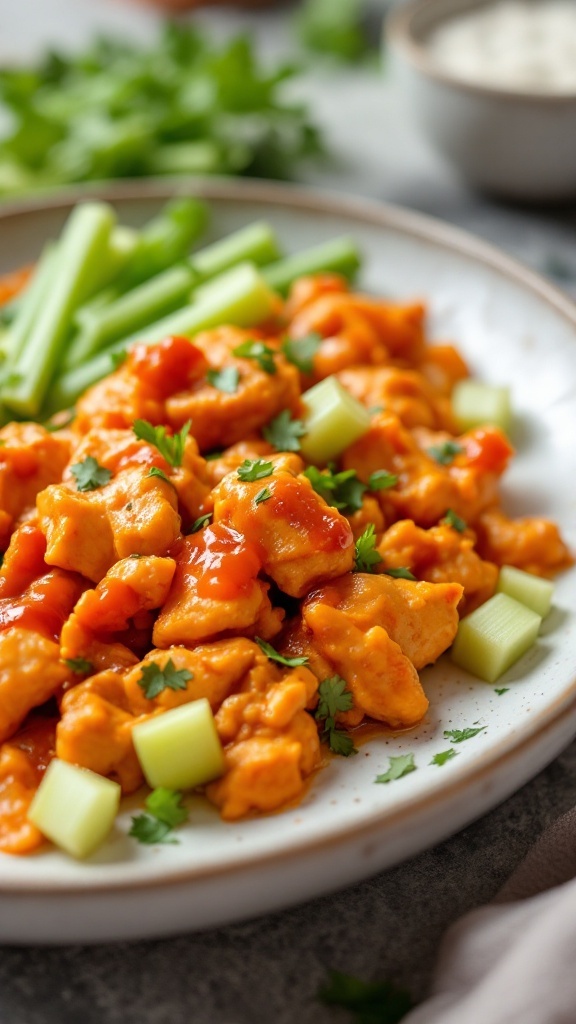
[182,523,262,601]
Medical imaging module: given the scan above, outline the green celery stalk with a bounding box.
[262,236,361,295]
[1,243,58,365]
[191,221,281,282]
[2,201,116,417]
[64,263,197,369]
[119,198,209,289]
[48,262,277,411]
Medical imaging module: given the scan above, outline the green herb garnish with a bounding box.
[303,464,365,513]
[281,332,322,374]
[315,675,357,757]
[64,657,93,675]
[383,567,416,581]
[255,637,308,667]
[442,508,467,532]
[375,753,417,784]
[133,419,191,467]
[443,726,486,743]
[354,523,382,573]
[137,658,193,699]
[129,788,188,846]
[232,340,277,374]
[262,410,307,452]
[206,367,240,394]
[430,748,458,766]
[237,459,275,482]
[70,456,112,492]
[147,466,173,486]
[254,486,272,505]
[427,440,464,466]
[367,470,398,491]
[189,513,213,533]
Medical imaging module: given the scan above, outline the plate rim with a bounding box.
[0,176,574,894]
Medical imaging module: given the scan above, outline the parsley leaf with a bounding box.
[281,332,321,374]
[64,657,93,675]
[383,566,417,581]
[188,513,213,532]
[443,726,486,743]
[137,658,193,699]
[375,753,417,784]
[129,815,175,845]
[255,637,308,667]
[427,440,464,465]
[303,464,366,513]
[318,969,413,1024]
[206,366,240,394]
[430,748,458,766]
[442,508,467,532]
[254,486,272,505]
[354,523,382,573]
[237,459,275,482]
[232,340,277,374]
[145,788,188,828]
[147,466,173,486]
[316,675,355,720]
[70,456,112,492]
[133,419,191,467]
[262,410,307,452]
[368,470,398,491]
[494,687,509,695]
[315,676,357,757]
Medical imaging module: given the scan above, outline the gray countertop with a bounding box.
[1,2,576,1021]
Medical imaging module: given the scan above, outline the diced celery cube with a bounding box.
[497,565,554,618]
[452,380,512,433]
[300,376,371,464]
[451,592,541,683]
[132,699,225,791]
[27,759,120,859]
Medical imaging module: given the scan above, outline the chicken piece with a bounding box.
[38,429,183,582]
[0,523,48,598]
[304,572,463,671]
[57,670,145,793]
[165,326,301,450]
[212,453,354,598]
[347,495,386,540]
[74,335,208,433]
[0,627,72,743]
[0,716,56,854]
[418,344,470,396]
[475,507,573,577]
[0,422,73,547]
[377,519,498,613]
[284,273,349,320]
[342,413,512,527]
[337,366,455,431]
[153,526,283,647]
[301,603,427,729]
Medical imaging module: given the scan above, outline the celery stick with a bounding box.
[27,758,120,859]
[64,263,196,369]
[451,592,542,683]
[300,375,371,464]
[262,236,361,295]
[2,202,116,418]
[191,221,281,281]
[120,197,208,288]
[452,380,512,433]
[132,699,225,791]
[497,565,554,618]
[2,243,58,364]
[48,262,277,410]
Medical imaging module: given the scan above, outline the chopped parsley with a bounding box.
[133,419,191,467]
[137,658,193,699]
[129,788,188,846]
[375,753,417,784]
[70,456,112,492]
[254,486,272,505]
[383,567,416,581]
[315,675,357,757]
[494,687,509,696]
[147,466,173,486]
[304,464,396,514]
[367,470,398,491]
[430,748,458,766]
[442,508,467,532]
[427,440,464,466]
[237,458,274,482]
[443,726,486,743]
[354,523,382,573]
[64,657,93,675]
[262,409,307,452]
[318,969,413,1023]
[255,637,308,667]
[232,340,277,374]
[206,366,240,394]
[188,513,213,533]
[281,332,321,374]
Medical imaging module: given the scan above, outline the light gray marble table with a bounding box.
[0,2,575,1021]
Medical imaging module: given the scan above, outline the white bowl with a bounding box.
[386,0,576,201]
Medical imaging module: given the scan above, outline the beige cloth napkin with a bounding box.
[403,808,576,1024]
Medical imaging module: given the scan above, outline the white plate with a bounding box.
[0,179,575,945]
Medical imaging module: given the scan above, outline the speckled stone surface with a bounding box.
[1,2,576,1020]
